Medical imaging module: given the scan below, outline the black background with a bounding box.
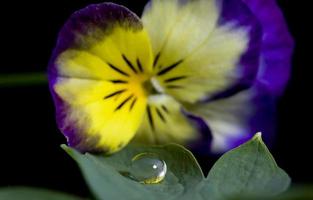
[0,0,311,198]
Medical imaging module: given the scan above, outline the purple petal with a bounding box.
[199,0,262,102]
[189,0,294,153]
[207,0,262,101]
[184,111,213,155]
[223,0,295,150]
[186,86,277,154]
[220,86,279,152]
[247,85,278,147]
[242,0,294,96]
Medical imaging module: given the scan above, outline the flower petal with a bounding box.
[142,0,261,103]
[185,89,254,153]
[142,0,219,60]
[184,0,294,153]
[49,3,153,80]
[242,0,294,96]
[132,95,201,146]
[48,3,153,153]
[54,78,147,153]
[185,85,277,153]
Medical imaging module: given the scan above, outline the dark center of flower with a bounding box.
[142,77,164,96]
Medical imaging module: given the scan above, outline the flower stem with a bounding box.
[0,72,47,87]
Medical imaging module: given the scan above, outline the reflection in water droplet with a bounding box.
[124,153,167,184]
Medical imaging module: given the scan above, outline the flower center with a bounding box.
[142,77,164,96]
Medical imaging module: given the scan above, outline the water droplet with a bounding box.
[126,152,167,184]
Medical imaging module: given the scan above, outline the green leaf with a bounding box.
[62,143,204,200]
[62,133,291,200]
[201,133,291,199]
[0,187,85,200]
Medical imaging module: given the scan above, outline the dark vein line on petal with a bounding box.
[104,89,127,99]
[157,60,183,76]
[161,105,170,114]
[164,76,187,83]
[166,85,184,89]
[110,79,128,84]
[155,107,166,123]
[129,97,137,111]
[115,94,134,111]
[122,54,137,74]
[136,58,144,73]
[153,52,161,68]
[107,63,130,77]
[147,105,155,131]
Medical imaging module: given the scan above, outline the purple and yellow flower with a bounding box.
[48,0,293,154]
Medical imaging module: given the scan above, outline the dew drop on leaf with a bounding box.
[125,152,167,184]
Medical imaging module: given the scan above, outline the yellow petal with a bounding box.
[142,0,249,103]
[142,0,219,62]
[132,95,199,145]
[50,3,154,153]
[55,77,147,153]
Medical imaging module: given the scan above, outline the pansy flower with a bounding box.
[48,0,293,154]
